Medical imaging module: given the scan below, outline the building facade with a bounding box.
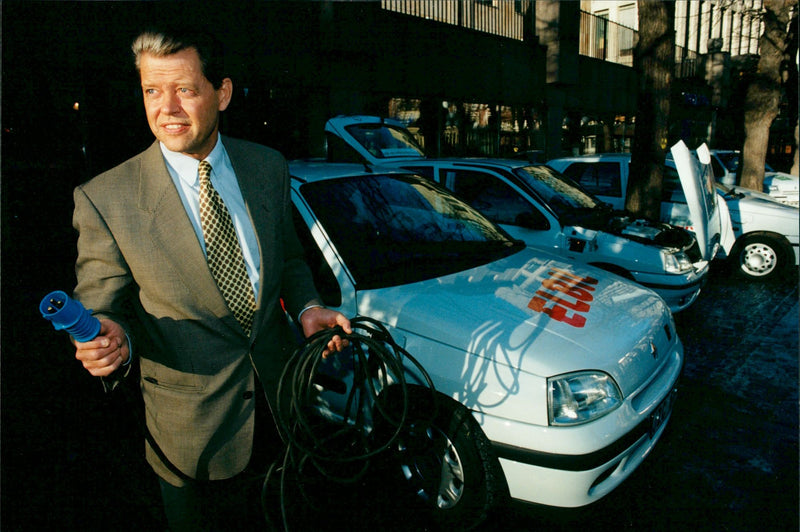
[4,0,793,177]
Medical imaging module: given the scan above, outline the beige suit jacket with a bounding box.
[72,136,319,485]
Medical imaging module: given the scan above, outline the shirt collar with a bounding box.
[160,134,226,187]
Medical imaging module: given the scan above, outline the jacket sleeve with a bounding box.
[275,157,322,318]
[72,183,140,390]
[72,184,137,330]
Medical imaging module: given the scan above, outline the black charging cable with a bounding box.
[41,293,437,529]
[264,316,437,531]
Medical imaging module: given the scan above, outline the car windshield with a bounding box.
[512,165,609,225]
[716,152,774,173]
[344,123,425,159]
[716,152,740,172]
[299,173,523,288]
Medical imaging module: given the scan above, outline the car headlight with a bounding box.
[663,250,693,273]
[548,371,622,426]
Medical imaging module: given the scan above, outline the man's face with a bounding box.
[139,48,232,160]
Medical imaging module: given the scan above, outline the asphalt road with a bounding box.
[2,191,798,532]
[483,261,799,531]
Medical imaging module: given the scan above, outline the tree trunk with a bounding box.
[787,10,799,175]
[626,0,675,220]
[740,0,797,190]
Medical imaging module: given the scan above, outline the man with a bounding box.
[71,27,350,530]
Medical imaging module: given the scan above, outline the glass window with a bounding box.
[299,174,521,289]
[447,170,549,229]
[402,165,436,181]
[560,162,622,197]
[710,156,726,179]
[344,124,425,159]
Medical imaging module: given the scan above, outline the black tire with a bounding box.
[377,387,508,531]
[731,233,791,280]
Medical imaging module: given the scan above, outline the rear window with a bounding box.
[344,124,425,159]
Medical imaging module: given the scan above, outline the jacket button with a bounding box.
[243,391,254,400]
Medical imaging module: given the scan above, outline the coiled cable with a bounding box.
[263,316,437,530]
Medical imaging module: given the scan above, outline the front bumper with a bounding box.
[492,386,676,507]
[477,344,683,507]
[631,264,708,313]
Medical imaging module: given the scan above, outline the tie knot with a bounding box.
[198,160,212,184]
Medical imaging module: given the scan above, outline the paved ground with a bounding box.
[2,183,797,532]
[484,262,799,532]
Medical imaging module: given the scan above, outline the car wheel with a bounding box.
[732,233,789,280]
[377,388,507,530]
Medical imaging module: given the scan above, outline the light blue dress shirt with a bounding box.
[160,135,261,298]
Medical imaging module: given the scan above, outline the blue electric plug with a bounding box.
[40,290,101,342]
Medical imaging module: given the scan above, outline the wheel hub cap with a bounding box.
[742,243,776,276]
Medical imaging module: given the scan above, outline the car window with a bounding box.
[715,152,739,172]
[343,124,425,159]
[326,132,365,163]
[402,165,436,181]
[560,162,622,197]
[298,174,522,289]
[512,165,602,214]
[710,156,726,179]
[445,169,549,229]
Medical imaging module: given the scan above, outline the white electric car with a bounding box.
[289,161,683,529]
[707,149,798,207]
[324,115,714,313]
[548,149,800,280]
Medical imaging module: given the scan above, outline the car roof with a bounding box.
[326,114,408,128]
[549,153,632,162]
[288,160,410,183]
[408,157,542,170]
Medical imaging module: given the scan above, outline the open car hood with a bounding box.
[670,141,722,260]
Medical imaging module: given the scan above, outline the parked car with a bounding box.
[288,161,683,529]
[707,149,798,207]
[547,149,800,280]
[325,115,713,313]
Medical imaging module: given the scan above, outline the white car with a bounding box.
[288,161,683,529]
[548,150,800,280]
[325,115,713,313]
[708,149,799,207]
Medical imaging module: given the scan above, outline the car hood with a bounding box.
[670,141,722,260]
[720,184,800,220]
[356,247,673,395]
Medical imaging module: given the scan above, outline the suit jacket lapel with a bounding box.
[137,141,236,329]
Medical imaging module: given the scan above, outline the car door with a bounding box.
[436,165,564,254]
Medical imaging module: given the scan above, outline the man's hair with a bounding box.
[132,26,227,89]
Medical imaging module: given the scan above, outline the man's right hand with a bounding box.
[74,318,130,377]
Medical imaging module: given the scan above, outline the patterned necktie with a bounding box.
[198,160,256,335]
